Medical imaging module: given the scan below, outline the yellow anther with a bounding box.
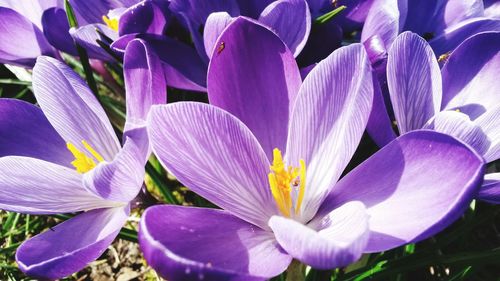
[455,108,461,112]
[268,148,306,217]
[102,15,119,31]
[66,141,104,174]
[438,52,451,63]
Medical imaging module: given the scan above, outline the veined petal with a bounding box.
[0,0,62,29]
[41,7,78,56]
[123,38,166,133]
[475,105,500,162]
[68,0,128,25]
[286,44,373,223]
[361,0,405,48]
[441,31,500,120]
[32,56,121,160]
[269,201,369,269]
[387,32,442,134]
[118,0,170,36]
[478,173,500,204]
[70,24,118,61]
[140,205,290,280]
[0,7,55,67]
[0,156,115,214]
[203,12,234,59]
[207,17,301,159]
[318,130,484,252]
[16,206,129,279]
[0,99,72,166]
[147,103,276,229]
[258,0,311,57]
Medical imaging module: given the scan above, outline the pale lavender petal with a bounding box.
[0,7,56,67]
[387,32,442,134]
[269,201,369,269]
[318,130,484,252]
[203,12,233,59]
[123,39,166,132]
[429,18,500,56]
[118,0,170,36]
[140,205,291,280]
[0,99,72,166]
[441,31,500,119]
[69,0,129,24]
[361,0,406,48]
[424,110,490,156]
[0,156,114,214]
[147,103,276,229]
[286,44,373,223]
[478,173,500,204]
[70,24,118,61]
[41,7,78,55]
[475,105,500,162]
[207,17,301,159]
[258,0,311,57]
[484,0,500,18]
[32,56,121,160]
[17,207,128,279]
[0,0,62,29]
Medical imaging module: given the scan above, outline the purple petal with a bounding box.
[258,0,311,57]
[424,110,490,156]
[68,0,129,24]
[429,18,500,55]
[237,0,274,18]
[387,32,442,134]
[118,0,170,36]
[140,205,291,280]
[70,24,118,61]
[32,56,121,160]
[285,43,373,223]
[475,105,500,162]
[269,201,369,269]
[318,130,484,252]
[0,98,72,166]
[0,7,55,67]
[441,31,500,119]
[207,17,301,159]
[361,0,405,48]
[123,39,166,132]
[0,156,113,214]
[112,33,207,92]
[477,173,500,204]
[0,0,62,29]
[148,103,276,229]
[484,0,500,18]
[203,12,234,59]
[366,76,397,147]
[41,7,78,56]
[17,207,128,279]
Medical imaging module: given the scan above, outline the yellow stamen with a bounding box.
[438,52,451,63]
[102,15,119,31]
[455,108,461,113]
[66,141,104,174]
[268,148,306,217]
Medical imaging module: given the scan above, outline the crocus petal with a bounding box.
[318,130,484,252]
[258,0,311,57]
[484,0,500,18]
[118,0,170,36]
[286,43,373,223]
[269,201,369,269]
[387,32,442,134]
[148,103,276,229]
[0,0,62,29]
[475,105,500,162]
[0,99,72,166]
[207,17,301,159]
[123,38,166,132]
[366,74,397,147]
[478,173,500,204]
[41,7,78,56]
[32,56,121,160]
[140,205,291,280]
[203,12,234,59]
[0,7,55,67]
[0,156,115,214]
[68,0,127,25]
[429,18,500,55]
[423,110,490,156]
[70,24,118,61]
[16,206,129,279]
[441,31,500,119]
[361,0,406,48]
[112,33,207,92]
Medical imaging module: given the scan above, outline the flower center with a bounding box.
[268,148,306,217]
[67,140,104,174]
[102,15,119,31]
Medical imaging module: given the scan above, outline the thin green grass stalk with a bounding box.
[145,162,179,204]
[314,5,347,24]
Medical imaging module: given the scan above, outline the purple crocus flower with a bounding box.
[0,39,165,279]
[141,18,484,280]
[367,31,500,203]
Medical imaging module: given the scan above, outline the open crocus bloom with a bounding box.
[368,31,500,203]
[142,18,484,280]
[0,39,165,279]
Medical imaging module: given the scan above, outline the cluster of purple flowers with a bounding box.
[0,0,498,280]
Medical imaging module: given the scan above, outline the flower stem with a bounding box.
[286,260,306,281]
